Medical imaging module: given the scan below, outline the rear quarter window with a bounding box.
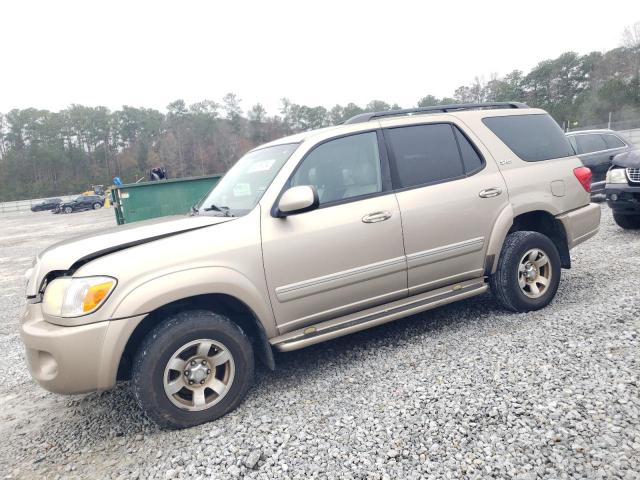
[482,114,574,162]
[602,134,626,149]
[575,134,607,154]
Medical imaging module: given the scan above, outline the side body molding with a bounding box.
[484,204,514,274]
[109,266,278,339]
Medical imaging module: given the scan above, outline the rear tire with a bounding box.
[93,202,102,210]
[131,310,254,429]
[490,231,561,312]
[64,206,72,214]
[613,214,640,229]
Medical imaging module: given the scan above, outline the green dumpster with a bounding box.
[111,174,221,225]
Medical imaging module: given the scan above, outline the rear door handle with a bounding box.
[362,211,392,223]
[479,188,502,198]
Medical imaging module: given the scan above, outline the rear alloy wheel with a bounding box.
[518,248,552,299]
[93,202,102,210]
[613,214,640,229]
[490,231,561,312]
[132,310,254,429]
[64,206,73,214]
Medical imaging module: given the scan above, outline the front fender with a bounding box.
[109,266,277,338]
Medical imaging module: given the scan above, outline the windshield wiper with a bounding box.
[203,204,234,217]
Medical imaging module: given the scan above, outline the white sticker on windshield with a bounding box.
[247,159,276,173]
[233,183,252,197]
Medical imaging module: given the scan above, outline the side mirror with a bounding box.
[276,185,319,217]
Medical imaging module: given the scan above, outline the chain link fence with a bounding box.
[0,196,75,214]
[567,119,640,146]
[569,118,640,132]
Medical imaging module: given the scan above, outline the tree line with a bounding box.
[1,39,639,201]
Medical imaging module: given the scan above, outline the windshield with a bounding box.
[197,143,298,216]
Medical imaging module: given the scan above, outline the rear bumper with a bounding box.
[556,203,601,249]
[605,183,640,215]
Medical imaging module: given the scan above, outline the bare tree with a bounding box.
[622,21,640,48]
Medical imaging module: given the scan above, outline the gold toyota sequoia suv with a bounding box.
[21,103,601,428]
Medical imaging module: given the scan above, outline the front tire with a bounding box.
[613,214,640,229]
[132,310,254,429]
[64,206,73,214]
[93,202,102,210]
[490,231,561,312]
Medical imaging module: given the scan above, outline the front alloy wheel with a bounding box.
[163,339,235,411]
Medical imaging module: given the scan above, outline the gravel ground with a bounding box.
[0,205,638,480]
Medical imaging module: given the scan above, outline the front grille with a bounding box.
[627,168,640,183]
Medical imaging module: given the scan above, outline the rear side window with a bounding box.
[385,124,465,188]
[602,134,626,149]
[482,114,574,161]
[575,134,607,154]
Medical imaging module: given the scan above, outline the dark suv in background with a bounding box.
[54,195,104,214]
[566,129,633,196]
[606,149,640,229]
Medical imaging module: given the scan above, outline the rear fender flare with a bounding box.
[485,204,514,274]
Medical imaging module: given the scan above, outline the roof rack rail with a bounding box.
[343,101,529,125]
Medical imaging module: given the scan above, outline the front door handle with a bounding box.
[479,187,502,198]
[362,211,392,223]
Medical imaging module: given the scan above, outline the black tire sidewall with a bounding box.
[93,203,101,210]
[492,231,561,312]
[132,311,254,429]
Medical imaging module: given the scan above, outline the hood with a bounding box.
[612,149,640,169]
[27,214,234,297]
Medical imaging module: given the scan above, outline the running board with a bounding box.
[270,278,488,352]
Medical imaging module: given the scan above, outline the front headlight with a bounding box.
[42,276,117,317]
[606,168,628,184]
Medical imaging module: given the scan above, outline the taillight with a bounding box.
[573,166,592,193]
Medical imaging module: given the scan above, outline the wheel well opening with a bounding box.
[117,294,275,381]
[508,211,570,268]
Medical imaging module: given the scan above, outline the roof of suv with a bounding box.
[258,102,544,150]
[565,129,618,136]
[343,102,529,124]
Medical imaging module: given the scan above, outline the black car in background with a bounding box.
[565,129,634,195]
[30,198,62,212]
[53,195,104,214]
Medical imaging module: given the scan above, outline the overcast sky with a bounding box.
[2,0,639,115]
